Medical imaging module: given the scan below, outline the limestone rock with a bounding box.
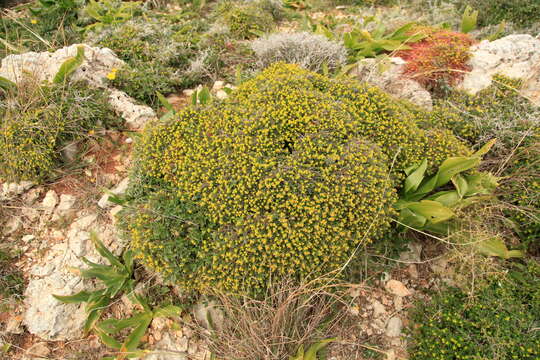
[193,300,224,331]
[108,89,157,130]
[352,57,433,109]
[143,332,188,360]
[459,34,540,106]
[385,280,411,297]
[23,213,122,341]
[386,316,403,337]
[41,190,59,211]
[0,44,123,88]
[0,44,157,129]
[0,181,34,201]
[98,177,130,209]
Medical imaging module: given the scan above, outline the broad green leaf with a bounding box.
[436,157,480,187]
[304,338,336,360]
[95,326,122,349]
[404,159,427,194]
[53,290,92,304]
[452,174,468,197]
[53,45,85,84]
[406,200,455,224]
[486,21,506,41]
[120,313,152,354]
[289,344,304,360]
[425,190,460,208]
[122,250,134,276]
[472,139,496,158]
[98,313,150,335]
[475,237,524,259]
[463,173,498,196]
[461,5,478,34]
[398,208,427,229]
[0,76,16,92]
[153,305,182,318]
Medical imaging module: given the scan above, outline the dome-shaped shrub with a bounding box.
[123,63,470,293]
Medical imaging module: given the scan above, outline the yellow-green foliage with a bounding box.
[218,1,275,39]
[124,63,469,293]
[0,82,118,182]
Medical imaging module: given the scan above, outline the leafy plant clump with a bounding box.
[120,63,470,294]
[86,17,204,106]
[410,260,540,360]
[215,0,277,39]
[0,80,118,182]
[457,0,540,28]
[396,26,475,92]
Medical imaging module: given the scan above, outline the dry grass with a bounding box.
[196,277,356,360]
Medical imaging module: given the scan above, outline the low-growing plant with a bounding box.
[215,0,276,39]
[396,25,474,92]
[343,19,426,60]
[54,233,181,359]
[456,0,540,29]
[120,63,470,293]
[410,260,540,360]
[0,79,119,182]
[0,248,25,298]
[83,0,142,31]
[251,32,347,73]
[396,139,498,235]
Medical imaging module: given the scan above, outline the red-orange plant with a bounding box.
[396,26,475,91]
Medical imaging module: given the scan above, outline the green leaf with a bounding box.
[452,174,468,198]
[197,87,212,105]
[289,344,304,360]
[156,91,174,112]
[398,208,427,229]
[486,21,506,41]
[475,237,524,259]
[0,76,16,92]
[472,139,496,158]
[436,157,480,188]
[53,45,85,84]
[153,305,182,318]
[95,326,122,349]
[304,338,336,360]
[90,232,123,268]
[406,200,455,224]
[404,159,427,194]
[425,190,461,208]
[120,313,152,354]
[461,5,478,34]
[53,290,92,304]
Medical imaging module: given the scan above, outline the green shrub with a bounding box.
[410,260,540,360]
[86,18,204,106]
[0,249,24,298]
[0,81,119,182]
[215,0,276,39]
[457,0,540,28]
[120,63,469,294]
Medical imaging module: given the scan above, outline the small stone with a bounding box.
[41,190,59,211]
[3,217,22,235]
[22,234,35,243]
[57,194,76,213]
[385,280,411,297]
[6,316,23,334]
[394,296,403,312]
[27,342,50,358]
[22,187,43,205]
[98,177,130,209]
[386,316,403,337]
[371,299,386,318]
[399,242,422,263]
[386,349,396,360]
[125,137,133,144]
[212,80,225,91]
[408,264,419,279]
[215,89,228,100]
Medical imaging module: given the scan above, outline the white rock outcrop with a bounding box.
[23,214,122,341]
[352,57,433,109]
[459,34,540,106]
[0,44,156,129]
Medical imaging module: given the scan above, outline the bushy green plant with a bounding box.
[457,0,540,28]
[0,249,24,298]
[120,63,469,293]
[83,0,141,31]
[0,81,119,182]
[215,0,276,39]
[410,260,540,360]
[86,17,203,106]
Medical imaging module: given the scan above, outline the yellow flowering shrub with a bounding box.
[123,63,470,293]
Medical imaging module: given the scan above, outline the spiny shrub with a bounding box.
[86,18,204,106]
[0,81,118,182]
[251,32,347,73]
[457,0,540,28]
[410,260,540,360]
[396,26,474,92]
[121,63,469,293]
[215,0,276,39]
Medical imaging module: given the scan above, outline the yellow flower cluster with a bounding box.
[130,63,469,293]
